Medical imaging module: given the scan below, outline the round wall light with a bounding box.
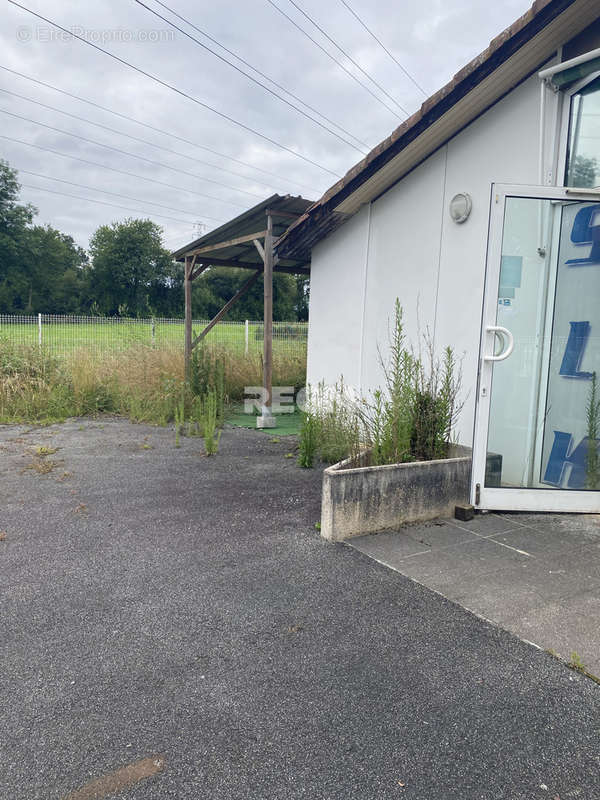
[449,192,472,224]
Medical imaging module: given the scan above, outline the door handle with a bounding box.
[484,325,514,361]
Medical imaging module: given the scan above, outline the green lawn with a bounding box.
[226,405,303,436]
[0,318,307,358]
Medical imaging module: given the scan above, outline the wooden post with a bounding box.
[184,255,192,380]
[257,213,276,428]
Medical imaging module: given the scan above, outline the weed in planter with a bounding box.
[372,300,416,465]
[299,300,462,468]
[298,381,363,468]
[410,345,461,461]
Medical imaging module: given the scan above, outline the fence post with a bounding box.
[151,317,156,347]
[38,313,42,348]
[245,319,249,355]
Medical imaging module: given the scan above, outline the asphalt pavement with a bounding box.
[1,419,599,799]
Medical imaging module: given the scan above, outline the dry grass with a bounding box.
[24,458,60,475]
[0,342,306,425]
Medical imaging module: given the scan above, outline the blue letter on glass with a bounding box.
[566,206,600,266]
[543,431,595,488]
[559,321,592,379]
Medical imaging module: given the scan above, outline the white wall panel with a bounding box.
[360,148,447,394]
[306,70,561,445]
[306,205,370,392]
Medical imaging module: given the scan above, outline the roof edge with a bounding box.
[277,0,578,259]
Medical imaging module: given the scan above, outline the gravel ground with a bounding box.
[0,418,599,800]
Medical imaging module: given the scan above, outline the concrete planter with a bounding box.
[320,445,472,542]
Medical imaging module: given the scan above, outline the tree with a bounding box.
[191,267,298,321]
[23,225,87,313]
[568,154,598,188]
[0,159,36,313]
[0,161,89,314]
[294,275,309,321]
[86,218,173,316]
[0,158,306,320]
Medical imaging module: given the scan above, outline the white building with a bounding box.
[278,0,600,513]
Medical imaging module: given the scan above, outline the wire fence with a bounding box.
[0,314,308,360]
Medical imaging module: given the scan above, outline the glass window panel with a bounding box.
[486,197,600,490]
[566,76,600,188]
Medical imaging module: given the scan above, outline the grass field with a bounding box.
[0,315,307,426]
[0,341,306,424]
[0,316,307,359]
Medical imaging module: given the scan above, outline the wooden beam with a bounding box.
[274,264,310,275]
[264,208,303,220]
[191,269,262,350]
[186,256,309,275]
[253,238,265,261]
[190,263,209,282]
[192,257,262,269]
[263,213,274,414]
[188,230,266,257]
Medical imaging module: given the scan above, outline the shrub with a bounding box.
[298,300,463,468]
[298,381,363,468]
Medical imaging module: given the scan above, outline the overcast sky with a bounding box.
[1,0,532,252]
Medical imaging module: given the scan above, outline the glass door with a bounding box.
[472,184,600,511]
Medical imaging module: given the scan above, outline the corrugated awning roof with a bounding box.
[277,0,598,262]
[172,194,313,272]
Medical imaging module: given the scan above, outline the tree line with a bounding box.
[0,160,308,321]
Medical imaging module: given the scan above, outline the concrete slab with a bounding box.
[351,512,600,677]
[509,589,600,671]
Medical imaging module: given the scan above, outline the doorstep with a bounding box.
[350,512,600,678]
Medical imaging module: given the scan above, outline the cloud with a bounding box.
[1,0,531,250]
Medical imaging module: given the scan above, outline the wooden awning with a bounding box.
[172,194,313,273]
[171,193,313,428]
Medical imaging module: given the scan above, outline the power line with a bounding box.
[151,0,371,151]
[133,0,368,154]
[286,0,408,116]
[0,133,247,211]
[17,168,223,222]
[7,0,342,179]
[20,182,205,226]
[0,65,321,195]
[266,0,402,119]
[0,108,260,204]
[0,86,293,196]
[339,0,427,97]
[0,101,265,201]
